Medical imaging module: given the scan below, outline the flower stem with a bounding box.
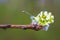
[0,24,43,31]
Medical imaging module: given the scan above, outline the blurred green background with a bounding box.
[0,0,60,40]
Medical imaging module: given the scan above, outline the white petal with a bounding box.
[51,16,54,19]
[46,16,50,20]
[35,17,39,21]
[52,20,54,23]
[44,11,48,16]
[36,14,40,17]
[36,11,43,17]
[36,13,40,17]
[48,21,51,24]
[40,11,43,14]
[42,24,50,31]
[49,12,52,16]
[40,11,43,16]
[41,18,44,21]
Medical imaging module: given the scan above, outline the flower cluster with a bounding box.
[34,11,54,26]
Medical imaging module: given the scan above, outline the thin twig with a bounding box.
[0,24,43,31]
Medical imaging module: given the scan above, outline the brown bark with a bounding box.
[0,24,43,31]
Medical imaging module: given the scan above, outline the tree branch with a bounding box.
[0,24,43,31]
